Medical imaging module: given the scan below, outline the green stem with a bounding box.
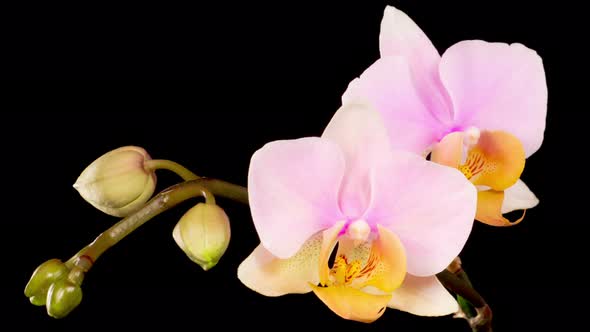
[68,179,223,264]
[457,295,477,320]
[437,270,493,332]
[197,178,249,204]
[436,270,486,308]
[143,159,248,203]
[145,159,199,181]
[456,268,477,319]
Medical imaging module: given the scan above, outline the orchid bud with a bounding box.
[173,203,231,271]
[73,146,157,217]
[46,279,83,319]
[24,259,69,306]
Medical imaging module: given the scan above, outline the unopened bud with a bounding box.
[73,146,156,217]
[46,279,83,319]
[173,203,231,271]
[24,259,69,306]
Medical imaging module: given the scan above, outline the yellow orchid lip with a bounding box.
[309,283,392,323]
[461,130,525,191]
[432,129,528,227]
[432,129,525,190]
[476,190,526,227]
[311,223,407,323]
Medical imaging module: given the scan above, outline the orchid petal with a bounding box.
[309,284,392,323]
[476,190,525,226]
[388,274,459,316]
[321,103,392,218]
[467,130,525,191]
[501,179,539,214]
[379,6,440,67]
[440,40,547,157]
[378,6,452,124]
[248,137,345,259]
[365,150,476,276]
[237,233,323,297]
[431,131,464,168]
[341,57,447,156]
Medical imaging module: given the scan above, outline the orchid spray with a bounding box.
[24,6,546,332]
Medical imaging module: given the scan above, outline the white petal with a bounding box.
[388,274,459,316]
[501,179,539,214]
[237,233,322,297]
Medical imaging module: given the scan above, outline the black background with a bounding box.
[3,0,583,331]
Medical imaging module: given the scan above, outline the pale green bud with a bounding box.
[73,146,156,217]
[173,203,231,271]
[24,259,69,306]
[46,279,83,319]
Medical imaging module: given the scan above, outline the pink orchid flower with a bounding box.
[343,6,547,226]
[238,103,476,323]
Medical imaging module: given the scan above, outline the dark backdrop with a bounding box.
[3,1,582,331]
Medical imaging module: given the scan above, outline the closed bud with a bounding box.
[46,279,83,319]
[24,259,69,306]
[173,203,231,271]
[73,146,156,217]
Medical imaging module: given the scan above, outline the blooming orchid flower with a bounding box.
[238,103,476,322]
[343,6,547,226]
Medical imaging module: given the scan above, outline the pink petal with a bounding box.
[440,40,547,157]
[321,103,392,218]
[248,137,345,259]
[388,274,459,316]
[378,6,452,124]
[342,57,448,156]
[364,150,476,276]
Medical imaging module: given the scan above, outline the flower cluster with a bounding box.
[25,5,546,326]
[238,5,546,322]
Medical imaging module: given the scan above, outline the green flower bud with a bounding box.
[46,279,83,319]
[73,146,156,217]
[24,259,69,306]
[173,203,231,271]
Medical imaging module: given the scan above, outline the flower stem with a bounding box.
[197,178,249,204]
[143,159,248,204]
[436,270,486,308]
[436,269,492,332]
[144,159,200,181]
[66,178,248,267]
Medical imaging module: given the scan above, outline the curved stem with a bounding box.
[68,179,217,264]
[197,178,249,204]
[143,159,248,203]
[145,159,199,181]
